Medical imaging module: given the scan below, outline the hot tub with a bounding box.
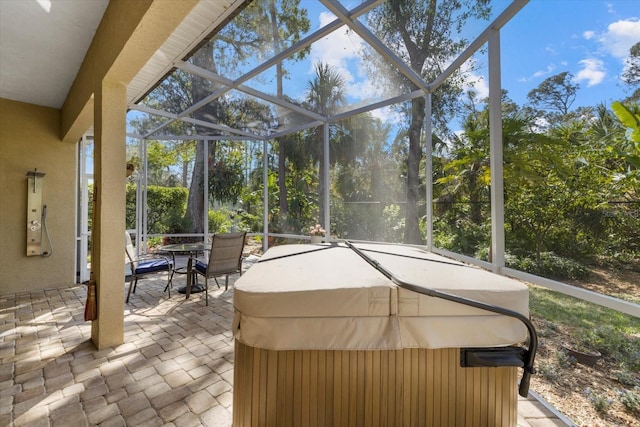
[232,243,535,426]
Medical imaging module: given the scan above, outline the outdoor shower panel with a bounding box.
[26,169,50,256]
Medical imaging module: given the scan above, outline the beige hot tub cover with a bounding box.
[233,243,529,351]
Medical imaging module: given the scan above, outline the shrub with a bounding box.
[584,388,612,414]
[538,361,561,381]
[209,208,233,233]
[505,252,588,280]
[616,370,640,387]
[126,184,189,234]
[618,387,640,414]
[580,325,640,369]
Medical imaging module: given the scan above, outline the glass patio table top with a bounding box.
[159,242,207,297]
[159,242,207,253]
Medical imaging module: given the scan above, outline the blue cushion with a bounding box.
[195,260,207,274]
[135,258,172,275]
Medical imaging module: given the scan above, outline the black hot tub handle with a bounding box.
[345,241,537,398]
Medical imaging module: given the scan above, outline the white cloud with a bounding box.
[464,74,489,100]
[440,56,489,100]
[370,106,404,125]
[534,64,556,78]
[309,12,376,99]
[583,30,596,40]
[598,18,640,58]
[309,12,418,105]
[518,64,556,82]
[575,58,606,86]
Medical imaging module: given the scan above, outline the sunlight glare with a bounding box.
[36,0,52,13]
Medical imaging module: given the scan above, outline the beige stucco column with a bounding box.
[91,80,127,349]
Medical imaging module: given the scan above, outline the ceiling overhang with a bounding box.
[126,0,247,108]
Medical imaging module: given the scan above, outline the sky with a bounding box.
[499,0,639,109]
[129,0,640,139]
[291,0,640,118]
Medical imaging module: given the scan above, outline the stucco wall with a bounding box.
[0,98,77,295]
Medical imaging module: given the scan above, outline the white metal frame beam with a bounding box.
[320,0,430,92]
[176,61,327,122]
[488,29,505,273]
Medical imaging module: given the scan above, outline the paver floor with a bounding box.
[1,257,570,426]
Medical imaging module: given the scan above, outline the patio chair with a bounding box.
[193,232,246,305]
[125,232,174,303]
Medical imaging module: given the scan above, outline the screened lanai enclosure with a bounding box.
[122,0,639,316]
[126,0,517,247]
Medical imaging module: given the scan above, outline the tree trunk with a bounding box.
[270,1,289,224]
[278,139,287,219]
[185,40,219,233]
[317,126,326,226]
[186,147,205,233]
[404,97,425,244]
[182,160,189,188]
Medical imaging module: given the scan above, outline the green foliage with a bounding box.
[584,388,612,414]
[282,168,317,233]
[505,252,588,280]
[580,326,640,369]
[126,184,189,234]
[208,156,244,204]
[529,286,640,332]
[433,217,490,259]
[383,205,405,243]
[527,71,579,119]
[611,101,640,168]
[611,101,640,141]
[621,41,640,89]
[537,362,560,382]
[367,0,492,244]
[530,286,640,373]
[538,357,565,382]
[330,199,403,242]
[208,208,233,233]
[125,7,640,285]
[618,388,640,414]
[616,370,640,387]
[555,348,575,368]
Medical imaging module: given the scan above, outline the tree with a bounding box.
[527,71,579,121]
[368,0,491,244]
[437,93,491,226]
[622,42,640,89]
[610,100,640,194]
[304,63,348,225]
[332,119,402,241]
[182,0,309,233]
[266,0,310,224]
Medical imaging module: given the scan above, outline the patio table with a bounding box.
[159,242,207,299]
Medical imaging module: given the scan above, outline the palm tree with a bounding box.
[304,63,348,225]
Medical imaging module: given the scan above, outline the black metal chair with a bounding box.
[125,232,174,303]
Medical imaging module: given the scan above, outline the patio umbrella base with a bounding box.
[178,284,205,294]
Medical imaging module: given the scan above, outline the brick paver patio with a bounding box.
[1,257,570,426]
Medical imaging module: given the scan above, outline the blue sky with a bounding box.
[129,0,640,139]
[289,0,639,118]
[501,0,639,109]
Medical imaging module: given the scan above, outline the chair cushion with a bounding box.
[195,260,207,274]
[135,258,172,275]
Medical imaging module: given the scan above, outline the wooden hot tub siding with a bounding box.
[233,340,518,427]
